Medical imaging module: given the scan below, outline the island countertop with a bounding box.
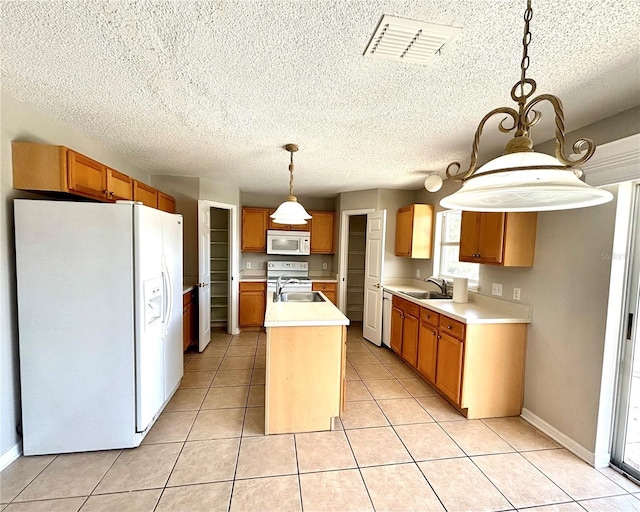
[264,292,350,327]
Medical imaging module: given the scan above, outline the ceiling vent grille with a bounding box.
[363,14,461,65]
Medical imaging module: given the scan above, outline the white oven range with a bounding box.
[266,261,312,296]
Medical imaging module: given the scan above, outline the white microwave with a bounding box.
[266,230,310,256]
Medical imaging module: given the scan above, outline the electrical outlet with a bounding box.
[322,263,328,270]
[416,268,421,278]
[491,283,503,296]
[246,261,252,269]
[513,287,521,301]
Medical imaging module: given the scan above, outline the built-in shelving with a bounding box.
[347,216,366,322]
[210,209,229,326]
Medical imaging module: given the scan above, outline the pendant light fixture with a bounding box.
[440,0,613,212]
[270,144,312,225]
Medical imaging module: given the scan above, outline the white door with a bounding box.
[162,213,184,399]
[134,205,166,432]
[362,210,386,345]
[197,200,211,351]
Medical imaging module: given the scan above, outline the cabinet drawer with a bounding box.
[404,300,420,318]
[239,281,266,292]
[392,295,406,309]
[313,282,336,292]
[420,307,439,328]
[439,315,465,340]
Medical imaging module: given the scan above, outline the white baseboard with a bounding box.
[520,408,606,467]
[0,442,22,471]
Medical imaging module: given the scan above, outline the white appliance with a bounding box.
[266,230,310,256]
[382,289,392,348]
[14,199,183,455]
[266,261,313,296]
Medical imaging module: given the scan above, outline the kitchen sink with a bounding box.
[401,291,450,300]
[278,292,326,303]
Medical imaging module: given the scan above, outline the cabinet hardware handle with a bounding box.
[447,325,452,329]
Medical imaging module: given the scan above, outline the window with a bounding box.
[433,210,479,286]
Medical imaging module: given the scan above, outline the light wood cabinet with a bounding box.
[268,210,295,231]
[309,211,335,254]
[312,282,337,305]
[395,204,434,259]
[239,281,266,327]
[132,180,158,208]
[390,295,420,367]
[391,292,528,418]
[106,168,133,201]
[67,150,107,200]
[183,289,197,351]
[12,142,176,211]
[157,191,176,213]
[417,308,439,383]
[242,208,269,252]
[459,211,537,266]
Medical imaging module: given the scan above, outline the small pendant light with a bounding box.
[271,144,312,225]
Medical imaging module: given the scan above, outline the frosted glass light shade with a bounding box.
[424,174,443,192]
[270,198,312,225]
[440,151,613,212]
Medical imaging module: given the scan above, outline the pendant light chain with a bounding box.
[288,150,294,197]
[516,0,534,137]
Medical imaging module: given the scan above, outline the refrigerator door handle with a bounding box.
[161,255,173,335]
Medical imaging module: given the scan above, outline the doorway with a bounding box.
[210,207,230,330]
[346,215,366,323]
[612,183,640,481]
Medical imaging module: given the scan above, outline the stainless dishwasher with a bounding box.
[382,290,392,348]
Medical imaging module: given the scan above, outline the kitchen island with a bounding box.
[263,292,350,434]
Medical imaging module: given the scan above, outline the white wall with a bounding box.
[0,91,150,460]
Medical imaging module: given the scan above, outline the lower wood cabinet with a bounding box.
[312,282,337,305]
[239,281,267,328]
[183,289,197,351]
[390,292,528,419]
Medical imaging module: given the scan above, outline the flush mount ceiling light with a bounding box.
[270,144,312,225]
[424,172,443,192]
[440,0,613,212]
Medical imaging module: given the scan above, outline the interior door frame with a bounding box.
[199,199,240,335]
[338,208,375,313]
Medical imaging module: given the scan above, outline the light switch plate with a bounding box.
[416,268,421,278]
[492,283,503,296]
[322,263,328,270]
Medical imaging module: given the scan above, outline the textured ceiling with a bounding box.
[2,0,639,197]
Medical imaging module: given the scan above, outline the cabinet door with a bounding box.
[239,282,266,327]
[459,211,481,262]
[183,302,192,351]
[106,168,133,201]
[67,150,106,200]
[478,212,505,264]
[242,208,268,252]
[312,282,337,305]
[132,180,158,208]
[417,321,438,383]
[309,211,335,254]
[390,305,404,355]
[157,192,176,213]
[435,331,464,404]
[268,209,292,231]
[395,206,413,257]
[401,312,419,368]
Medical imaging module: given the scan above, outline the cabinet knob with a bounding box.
[437,335,441,339]
[447,325,452,329]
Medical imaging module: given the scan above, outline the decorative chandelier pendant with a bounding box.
[440,0,613,212]
[270,143,312,225]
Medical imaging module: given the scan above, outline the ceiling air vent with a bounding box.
[363,14,461,65]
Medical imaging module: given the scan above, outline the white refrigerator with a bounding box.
[14,199,183,455]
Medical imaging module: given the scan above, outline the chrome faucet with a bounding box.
[274,276,300,302]
[425,276,448,295]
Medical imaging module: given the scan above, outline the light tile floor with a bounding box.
[2,325,640,511]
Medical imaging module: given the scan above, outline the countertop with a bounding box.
[264,292,350,327]
[384,284,532,324]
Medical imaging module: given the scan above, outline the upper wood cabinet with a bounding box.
[242,207,335,254]
[132,180,158,208]
[459,211,537,266]
[157,191,176,213]
[67,150,107,200]
[395,204,434,259]
[242,208,269,252]
[106,168,133,201]
[308,211,335,254]
[12,142,175,211]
